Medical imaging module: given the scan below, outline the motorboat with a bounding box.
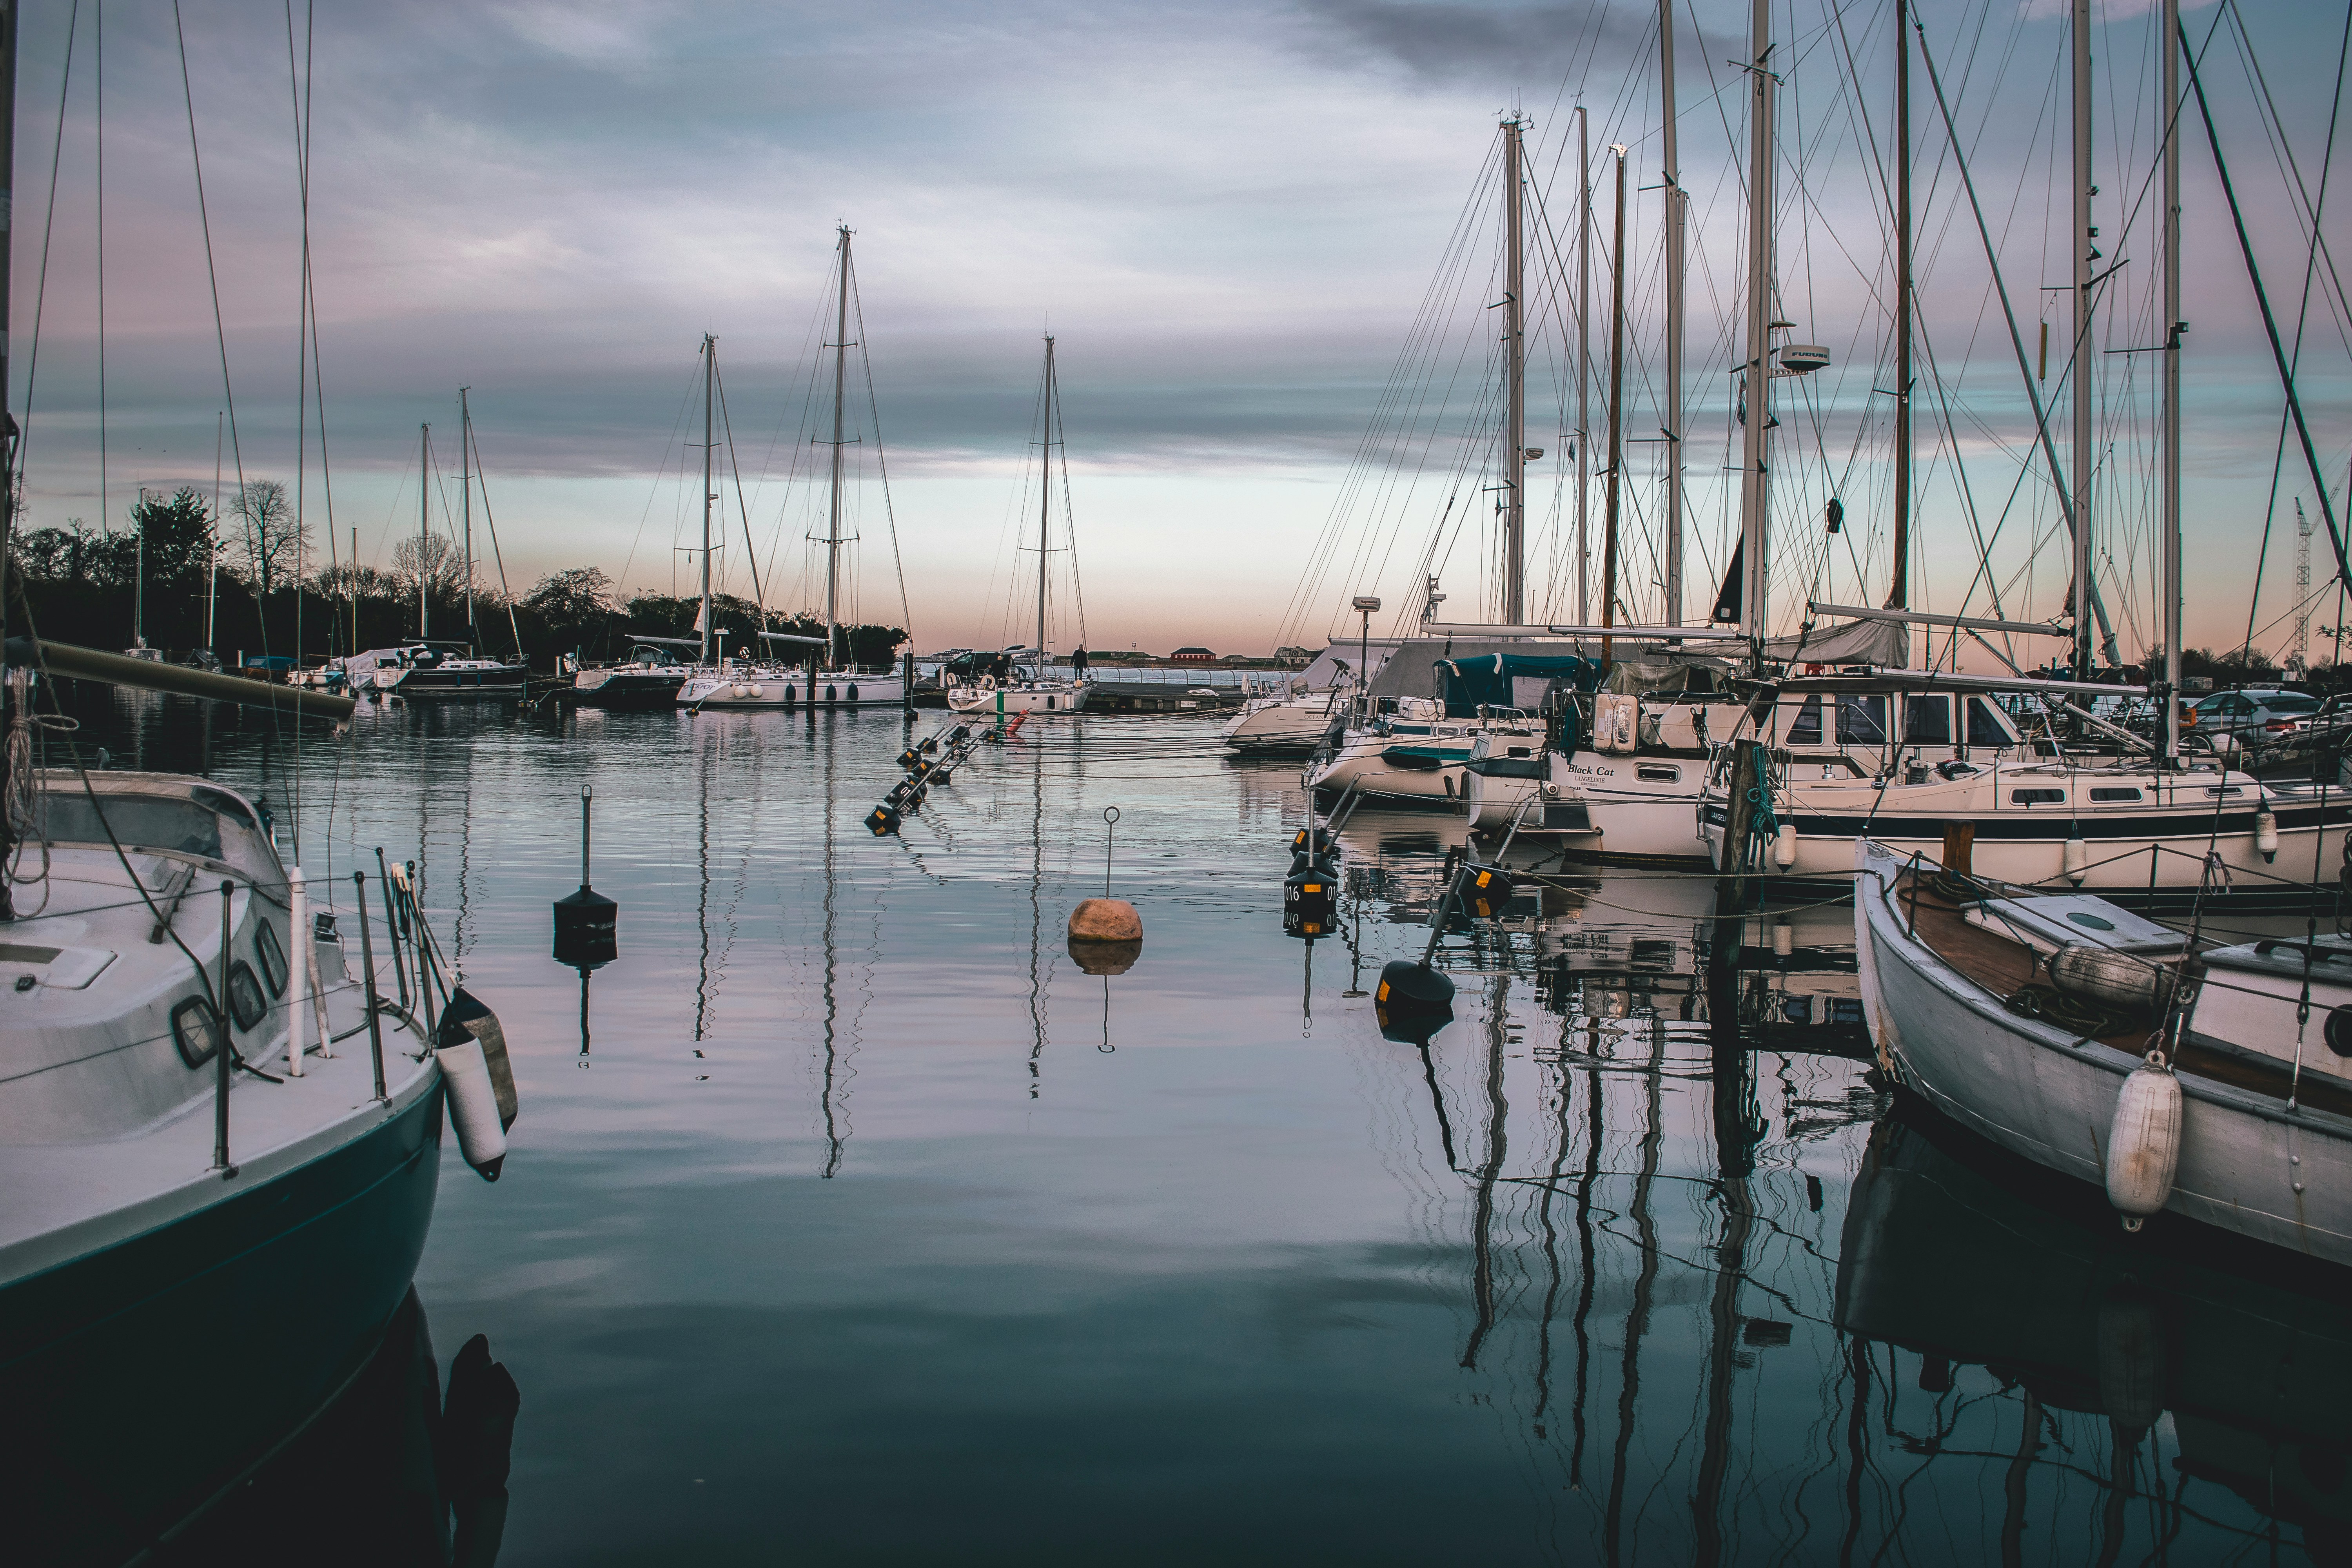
[1854,835,2351,1263]
[351,641,526,701]
[570,643,690,710]
[947,671,1089,716]
[1221,685,1350,756]
[1306,699,1544,807]
[0,766,509,1561]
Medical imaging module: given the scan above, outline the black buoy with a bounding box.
[1283,863,1336,939]
[898,748,921,769]
[1288,825,1330,859]
[1462,863,1516,919]
[1377,1003,1453,1045]
[552,785,619,967]
[1376,958,1455,1016]
[866,804,902,835]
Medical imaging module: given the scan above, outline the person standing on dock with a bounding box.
[1072,646,1089,677]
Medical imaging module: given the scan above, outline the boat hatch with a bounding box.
[0,942,118,987]
[1962,895,2185,958]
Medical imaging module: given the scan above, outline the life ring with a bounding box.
[980,674,998,691]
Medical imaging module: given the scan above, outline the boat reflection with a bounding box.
[1837,1108,2352,1560]
[162,1289,519,1567]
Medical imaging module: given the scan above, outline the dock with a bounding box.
[1083,681,1249,714]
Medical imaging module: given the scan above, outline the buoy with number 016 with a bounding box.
[2105,1053,2182,1229]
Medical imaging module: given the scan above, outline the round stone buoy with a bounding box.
[1068,897,1143,943]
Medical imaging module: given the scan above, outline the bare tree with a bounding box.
[392,532,468,603]
[232,480,308,595]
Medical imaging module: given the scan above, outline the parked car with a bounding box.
[2184,687,2322,743]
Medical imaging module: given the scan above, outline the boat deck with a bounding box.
[1893,867,2352,1119]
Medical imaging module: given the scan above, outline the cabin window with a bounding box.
[254,922,288,997]
[1785,695,1823,745]
[1506,746,1532,758]
[1836,695,1888,744]
[1966,697,2012,748]
[34,793,225,859]
[2205,786,2245,797]
[171,996,223,1067]
[2011,788,2066,806]
[2089,787,2143,803]
[226,961,268,1032]
[1902,695,1952,745]
[1636,764,1682,782]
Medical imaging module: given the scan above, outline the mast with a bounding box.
[1659,0,1685,625]
[1576,108,1592,624]
[2161,0,2181,759]
[826,225,851,671]
[1737,0,1777,649]
[1601,145,1629,666]
[1039,336,1056,667]
[460,386,474,642]
[417,423,429,639]
[701,334,715,666]
[1502,116,1527,625]
[0,0,18,921]
[2070,0,2094,679]
[1890,0,1912,609]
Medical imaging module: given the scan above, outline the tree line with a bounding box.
[5,483,906,671]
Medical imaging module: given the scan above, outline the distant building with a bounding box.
[1168,646,1214,663]
[1273,646,1317,666]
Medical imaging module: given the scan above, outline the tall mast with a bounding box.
[417,423,429,639]
[826,225,851,670]
[460,385,474,641]
[2161,0,2181,758]
[1737,0,1776,648]
[1889,0,1912,609]
[1039,336,1056,665]
[1576,107,1592,624]
[1502,116,1527,625]
[0,0,19,921]
[1659,0,1685,625]
[701,334,715,666]
[2070,0,2094,679]
[1601,145,1629,666]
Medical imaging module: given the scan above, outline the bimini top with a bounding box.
[1436,652,1602,717]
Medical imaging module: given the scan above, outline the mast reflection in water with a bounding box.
[37,688,2345,1564]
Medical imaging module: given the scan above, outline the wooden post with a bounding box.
[903,647,915,716]
[1941,820,1975,881]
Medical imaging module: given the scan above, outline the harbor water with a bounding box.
[55,691,2350,1565]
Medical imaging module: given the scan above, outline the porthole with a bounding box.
[1636,764,1682,783]
[171,996,223,1067]
[226,961,267,1032]
[254,922,288,997]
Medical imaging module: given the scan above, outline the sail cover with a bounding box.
[1436,652,1602,717]
[1760,617,1909,666]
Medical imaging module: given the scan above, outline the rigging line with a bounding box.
[710,356,769,625]
[2225,0,2352,359]
[2183,14,2352,599]
[617,353,705,593]
[173,0,258,655]
[1913,15,2117,665]
[14,0,79,497]
[96,0,105,624]
[849,259,915,641]
[2238,0,2350,662]
[463,421,526,664]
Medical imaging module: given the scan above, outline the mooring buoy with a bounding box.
[552,785,618,967]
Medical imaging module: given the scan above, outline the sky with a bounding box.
[8,0,2349,663]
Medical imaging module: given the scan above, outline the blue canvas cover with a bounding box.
[1436,653,1602,718]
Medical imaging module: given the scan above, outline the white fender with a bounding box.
[2063,833,2089,886]
[2256,807,2279,862]
[286,867,312,1075]
[2105,1054,2181,1227]
[438,1038,509,1181]
[1773,823,1797,869]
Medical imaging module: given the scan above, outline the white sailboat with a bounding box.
[947,335,1090,717]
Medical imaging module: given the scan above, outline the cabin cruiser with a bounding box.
[350,641,526,701]
[1221,684,1350,755]
[0,768,490,1561]
[1312,650,1594,809]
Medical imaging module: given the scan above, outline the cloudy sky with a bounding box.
[9,0,2347,660]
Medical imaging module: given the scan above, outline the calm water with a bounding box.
[50,691,2350,1564]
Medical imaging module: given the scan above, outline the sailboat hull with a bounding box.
[684,671,907,710]
[946,682,1088,715]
